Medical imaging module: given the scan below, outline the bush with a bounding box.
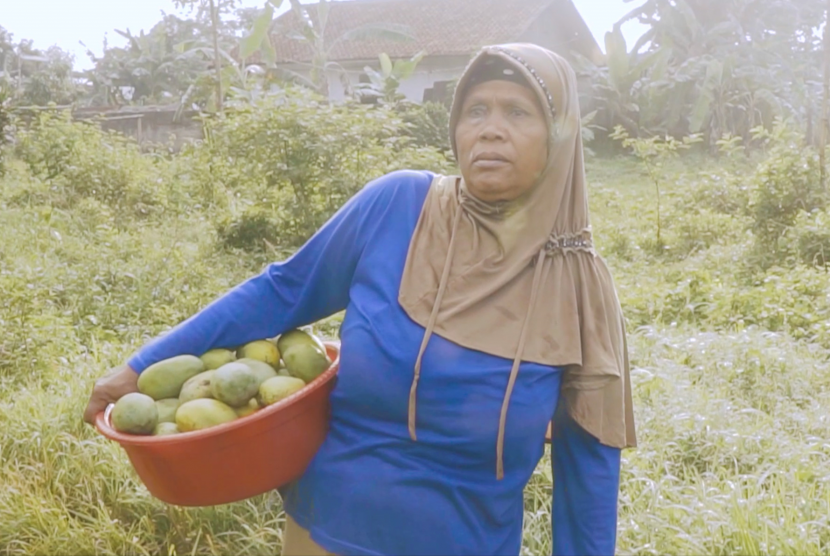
[747,124,827,267]
[397,101,452,156]
[783,210,830,268]
[215,205,282,254]
[681,171,752,216]
[186,87,453,251]
[12,110,169,218]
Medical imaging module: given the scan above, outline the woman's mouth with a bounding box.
[473,153,510,168]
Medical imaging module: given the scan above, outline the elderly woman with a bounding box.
[84,43,636,556]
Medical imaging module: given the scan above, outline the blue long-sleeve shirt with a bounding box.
[128,170,621,556]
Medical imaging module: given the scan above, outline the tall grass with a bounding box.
[1,118,829,555]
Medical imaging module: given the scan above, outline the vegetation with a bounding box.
[2,0,830,554]
[1,90,829,553]
[576,0,829,149]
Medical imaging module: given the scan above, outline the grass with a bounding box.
[1,144,829,555]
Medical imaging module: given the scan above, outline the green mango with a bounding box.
[112,392,158,435]
[179,370,217,404]
[153,422,180,436]
[257,376,306,407]
[236,340,280,369]
[237,358,279,385]
[282,343,331,384]
[175,399,237,432]
[155,398,181,424]
[200,348,236,370]
[137,355,205,400]
[276,329,325,358]
[235,398,261,418]
[211,362,261,408]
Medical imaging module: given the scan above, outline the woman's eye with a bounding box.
[510,108,528,117]
[468,106,487,117]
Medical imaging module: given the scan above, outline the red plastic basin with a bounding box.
[95,342,340,507]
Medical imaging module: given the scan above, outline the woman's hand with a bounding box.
[83,365,140,425]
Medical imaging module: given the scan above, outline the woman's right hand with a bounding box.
[83,364,140,426]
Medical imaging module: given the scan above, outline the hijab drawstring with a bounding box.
[495,248,549,479]
[408,206,464,442]
[407,202,551,480]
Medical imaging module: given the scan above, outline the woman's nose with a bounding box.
[478,117,507,141]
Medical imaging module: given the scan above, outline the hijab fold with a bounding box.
[398,44,637,479]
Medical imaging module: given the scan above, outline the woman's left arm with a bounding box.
[550,404,622,556]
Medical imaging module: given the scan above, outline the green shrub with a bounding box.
[186,87,453,250]
[397,101,452,156]
[661,205,750,259]
[215,205,282,254]
[783,209,830,268]
[747,125,827,267]
[681,171,752,216]
[12,111,169,218]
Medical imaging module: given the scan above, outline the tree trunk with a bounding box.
[209,0,223,112]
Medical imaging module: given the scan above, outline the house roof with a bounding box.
[267,0,600,65]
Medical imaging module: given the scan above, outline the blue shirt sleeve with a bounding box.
[550,404,622,556]
[127,170,431,374]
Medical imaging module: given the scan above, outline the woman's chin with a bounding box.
[466,181,518,203]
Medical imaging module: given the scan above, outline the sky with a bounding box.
[1,0,649,71]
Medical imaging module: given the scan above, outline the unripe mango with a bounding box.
[112,393,158,435]
[137,355,204,400]
[237,358,278,385]
[283,343,331,384]
[211,362,260,408]
[200,348,236,370]
[175,399,237,432]
[236,340,280,369]
[179,370,217,404]
[155,398,181,424]
[153,422,180,436]
[276,329,325,356]
[257,376,306,407]
[235,398,261,418]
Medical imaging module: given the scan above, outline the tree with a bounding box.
[580,0,827,146]
[265,0,416,97]
[83,16,208,105]
[174,0,241,111]
[0,27,80,106]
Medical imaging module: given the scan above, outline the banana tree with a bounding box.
[573,24,671,137]
[274,0,416,97]
[355,51,426,105]
[616,0,826,143]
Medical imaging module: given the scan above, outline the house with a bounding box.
[267,0,602,104]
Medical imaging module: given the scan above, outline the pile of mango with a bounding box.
[110,328,332,436]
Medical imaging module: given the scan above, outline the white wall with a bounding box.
[290,56,470,103]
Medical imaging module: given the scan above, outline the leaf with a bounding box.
[605,26,630,92]
[672,0,704,42]
[261,38,277,67]
[630,27,657,55]
[379,53,393,77]
[689,90,712,133]
[239,4,275,59]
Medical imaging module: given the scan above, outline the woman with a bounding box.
[84,43,636,556]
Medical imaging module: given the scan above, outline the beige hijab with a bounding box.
[398,43,637,480]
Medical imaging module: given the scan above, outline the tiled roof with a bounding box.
[268,0,586,64]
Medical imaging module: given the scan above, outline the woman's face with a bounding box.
[455,79,549,203]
